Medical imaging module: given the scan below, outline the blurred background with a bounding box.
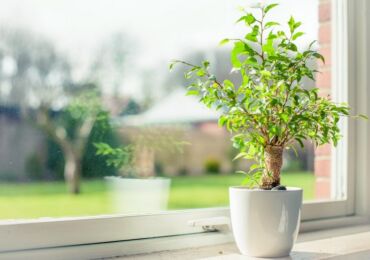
[0,0,334,219]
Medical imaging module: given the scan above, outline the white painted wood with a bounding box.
[3,224,370,260]
[300,215,370,233]
[118,225,370,259]
[301,200,350,220]
[187,216,230,231]
[0,232,234,260]
[0,218,369,259]
[0,201,358,253]
[348,0,370,217]
[331,0,350,203]
[0,208,229,252]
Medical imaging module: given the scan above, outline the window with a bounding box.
[0,0,369,256]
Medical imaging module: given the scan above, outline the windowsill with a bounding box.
[1,216,369,258]
[119,225,370,259]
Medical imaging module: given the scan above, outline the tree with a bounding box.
[89,32,131,95]
[0,27,71,107]
[0,27,111,193]
[170,3,366,189]
[37,90,108,193]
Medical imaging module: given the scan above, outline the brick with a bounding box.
[319,2,331,22]
[318,88,331,98]
[314,1,332,201]
[319,45,331,66]
[315,159,331,177]
[315,177,331,199]
[319,23,331,44]
[315,144,332,157]
[316,70,331,89]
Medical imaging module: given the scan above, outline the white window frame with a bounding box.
[1,0,370,257]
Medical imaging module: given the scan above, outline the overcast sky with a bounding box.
[0,0,318,99]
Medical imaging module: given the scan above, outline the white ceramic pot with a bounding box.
[229,187,302,258]
[106,177,171,214]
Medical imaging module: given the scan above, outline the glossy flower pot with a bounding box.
[229,187,302,257]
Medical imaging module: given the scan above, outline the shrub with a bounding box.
[204,157,221,174]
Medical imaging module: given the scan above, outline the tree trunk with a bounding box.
[64,149,82,194]
[260,145,283,189]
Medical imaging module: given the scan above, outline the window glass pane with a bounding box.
[0,0,341,220]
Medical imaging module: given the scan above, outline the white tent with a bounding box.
[119,89,220,126]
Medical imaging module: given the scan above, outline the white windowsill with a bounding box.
[2,217,369,259]
[120,225,370,259]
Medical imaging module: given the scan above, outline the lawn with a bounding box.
[0,172,314,220]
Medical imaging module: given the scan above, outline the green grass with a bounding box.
[169,172,314,209]
[0,172,314,220]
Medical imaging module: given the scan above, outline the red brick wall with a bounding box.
[315,0,332,199]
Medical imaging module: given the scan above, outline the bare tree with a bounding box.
[89,32,130,95]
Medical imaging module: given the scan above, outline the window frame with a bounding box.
[1,0,370,257]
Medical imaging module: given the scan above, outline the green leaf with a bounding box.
[262,39,274,55]
[358,114,368,120]
[219,38,230,46]
[295,138,304,148]
[230,42,245,68]
[288,16,296,33]
[280,113,289,123]
[245,25,259,42]
[223,79,234,87]
[288,17,302,34]
[287,43,298,52]
[196,69,206,77]
[169,61,177,71]
[236,13,256,26]
[245,32,258,42]
[233,152,248,161]
[249,164,260,171]
[313,52,325,63]
[236,16,247,23]
[294,22,302,30]
[309,40,317,49]
[186,90,199,96]
[289,145,299,157]
[292,32,304,40]
[265,21,280,29]
[242,175,253,186]
[260,70,271,78]
[264,3,279,13]
[245,13,256,25]
[245,56,258,66]
[218,116,228,126]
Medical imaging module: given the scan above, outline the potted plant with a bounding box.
[170,3,366,257]
[94,137,171,214]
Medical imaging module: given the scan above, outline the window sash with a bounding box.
[0,201,358,253]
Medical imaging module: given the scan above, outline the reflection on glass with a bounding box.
[0,0,334,220]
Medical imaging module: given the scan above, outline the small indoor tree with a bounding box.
[170,3,366,190]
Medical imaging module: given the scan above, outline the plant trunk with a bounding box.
[260,145,283,189]
[64,149,82,194]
